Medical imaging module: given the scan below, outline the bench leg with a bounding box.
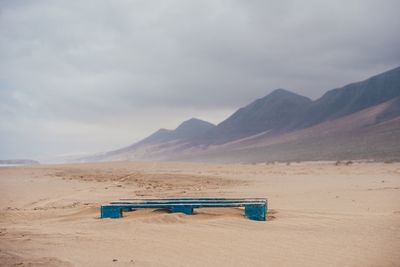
[169,206,194,215]
[101,205,123,219]
[121,207,134,212]
[244,204,266,221]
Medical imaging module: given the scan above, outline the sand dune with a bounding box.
[0,161,399,266]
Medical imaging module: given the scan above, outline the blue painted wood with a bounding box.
[117,198,266,202]
[100,198,267,221]
[111,199,265,205]
[169,205,193,215]
[101,205,122,219]
[244,204,266,221]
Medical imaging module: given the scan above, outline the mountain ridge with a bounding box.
[297,66,400,128]
[200,88,313,144]
[84,118,214,161]
[79,66,400,163]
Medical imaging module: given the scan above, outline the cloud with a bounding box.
[1,0,399,160]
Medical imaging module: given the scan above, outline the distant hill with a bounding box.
[0,159,40,166]
[128,118,214,147]
[83,118,214,162]
[79,66,400,163]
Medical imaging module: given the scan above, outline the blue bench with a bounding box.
[100,198,267,221]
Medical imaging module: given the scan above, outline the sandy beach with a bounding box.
[0,161,399,266]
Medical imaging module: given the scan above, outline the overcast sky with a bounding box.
[1,0,399,161]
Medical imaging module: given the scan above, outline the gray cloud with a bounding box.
[1,0,399,160]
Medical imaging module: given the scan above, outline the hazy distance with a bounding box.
[1,0,399,160]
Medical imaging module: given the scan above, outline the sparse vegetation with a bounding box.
[384,159,399,164]
[335,160,354,166]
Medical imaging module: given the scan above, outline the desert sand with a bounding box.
[0,161,399,266]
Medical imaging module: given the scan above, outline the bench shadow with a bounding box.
[122,208,277,222]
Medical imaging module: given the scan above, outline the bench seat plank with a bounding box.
[101,198,267,221]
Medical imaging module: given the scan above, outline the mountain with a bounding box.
[298,66,400,128]
[82,118,214,162]
[125,118,214,148]
[173,97,400,162]
[200,89,312,144]
[169,118,216,140]
[200,67,400,145]
[80,66,400,163]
